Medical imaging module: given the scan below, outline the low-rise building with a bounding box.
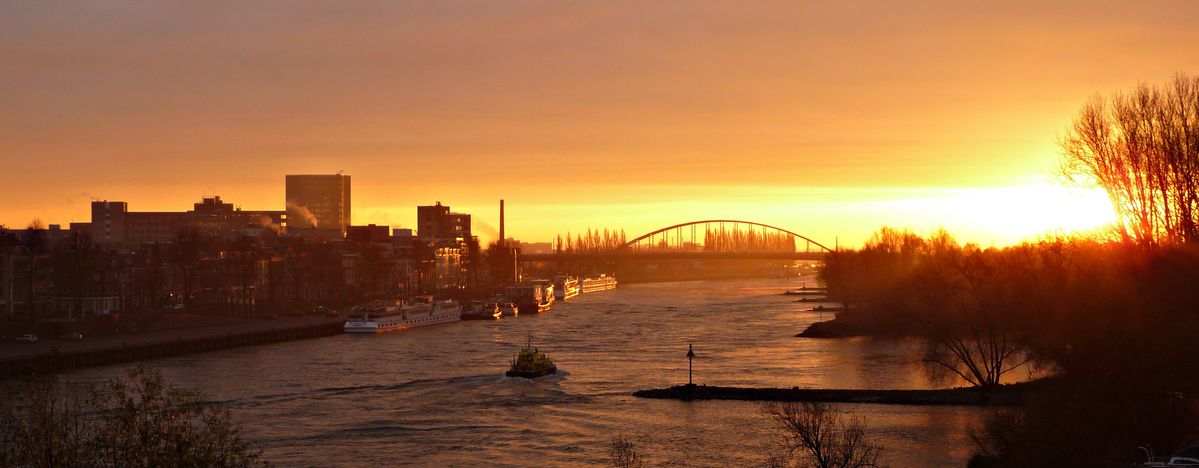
[347,224,391,243]
[82,197,285,247]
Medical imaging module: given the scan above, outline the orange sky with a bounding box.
[2,2,1198,246]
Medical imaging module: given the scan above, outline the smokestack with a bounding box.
[499,199,505,246]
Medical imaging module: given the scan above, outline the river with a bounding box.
[67,278,992,466]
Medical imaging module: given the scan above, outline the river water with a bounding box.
[67,278,992,467]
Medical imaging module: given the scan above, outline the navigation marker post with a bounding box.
[686,344,695,386]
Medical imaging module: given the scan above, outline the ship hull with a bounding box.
[516,301,551,315]
[343,309,461,333]
[554,285,580,301]
[580,276,617,293]
[506,364,557,378]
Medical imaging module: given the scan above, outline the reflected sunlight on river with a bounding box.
[68,278,991,466]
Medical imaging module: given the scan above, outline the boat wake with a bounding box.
[222,370,584,409]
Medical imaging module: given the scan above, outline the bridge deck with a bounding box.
[521,251,826,262]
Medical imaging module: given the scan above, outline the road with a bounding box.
[0,314,345,363]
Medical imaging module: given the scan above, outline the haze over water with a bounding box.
[66,278,988,466]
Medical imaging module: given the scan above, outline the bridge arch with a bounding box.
[623,220,833,253]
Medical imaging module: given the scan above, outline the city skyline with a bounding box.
[5,2,1198,245]
[0,174,1122,247]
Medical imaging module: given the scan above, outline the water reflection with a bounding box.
[67,278,986,466]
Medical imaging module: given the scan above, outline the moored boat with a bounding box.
[500,302,519,317]
[580,274,617,293]
[462,301,501,320]
[506,282,553,315]
[553,275,580,301]
[343,297,462,333]
[531,279,556,307]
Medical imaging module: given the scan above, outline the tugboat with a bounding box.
[506,334,557,378]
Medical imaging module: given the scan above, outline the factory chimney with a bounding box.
[499,199,505,247]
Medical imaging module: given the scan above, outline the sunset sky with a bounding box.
[3,1,1198,246]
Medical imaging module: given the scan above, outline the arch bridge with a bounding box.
[522,220,832,262]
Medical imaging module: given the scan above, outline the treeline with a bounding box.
[555,226,797,253]
[703,228,795,252]
[556,228,628,253]
[823,227,1199,466]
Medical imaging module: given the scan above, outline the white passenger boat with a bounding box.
[580,274,617,293]
[554,276,580,301]
[343,298,462,333]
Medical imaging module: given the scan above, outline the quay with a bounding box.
[0,316,344,378]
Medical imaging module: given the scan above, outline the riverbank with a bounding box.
[795,310,914,338]
[0,316,344,378]
[618,272,809,285]
[634,381,1041,406]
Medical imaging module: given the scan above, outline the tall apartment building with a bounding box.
[285,174,351,237]
[91,201,129,244]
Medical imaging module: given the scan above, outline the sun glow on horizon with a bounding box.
[893,181,1119,245]
[443,180,1123,249]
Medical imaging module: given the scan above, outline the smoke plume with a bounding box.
[286,201,318,228]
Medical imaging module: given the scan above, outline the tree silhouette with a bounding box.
[171,227,206,309]
[1061,73,1199,245]
[51,231,105,319]
[22,219,46,319]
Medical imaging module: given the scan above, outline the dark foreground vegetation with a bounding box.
[634,382,1034,406]
[0,367,265,467]
[812,75,1199,467]
[611,402,882,468]
[611,401,883,468]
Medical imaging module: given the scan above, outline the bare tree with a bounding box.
[358,244,390,297]
[51,231,105,319]
[1061,73,1199,246]
[911,246,1031,389]
[231,235,259,317]
[762,402,882,468]
[0,367,264,467]
[22,219,47,319]
[609,435,645,468]
[172,227,206,309]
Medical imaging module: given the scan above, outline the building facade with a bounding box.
[81,197,284,246]
[285,174,351,237]
[90,200,129,244]
[416,202,471,242]
[347,224,390,243]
